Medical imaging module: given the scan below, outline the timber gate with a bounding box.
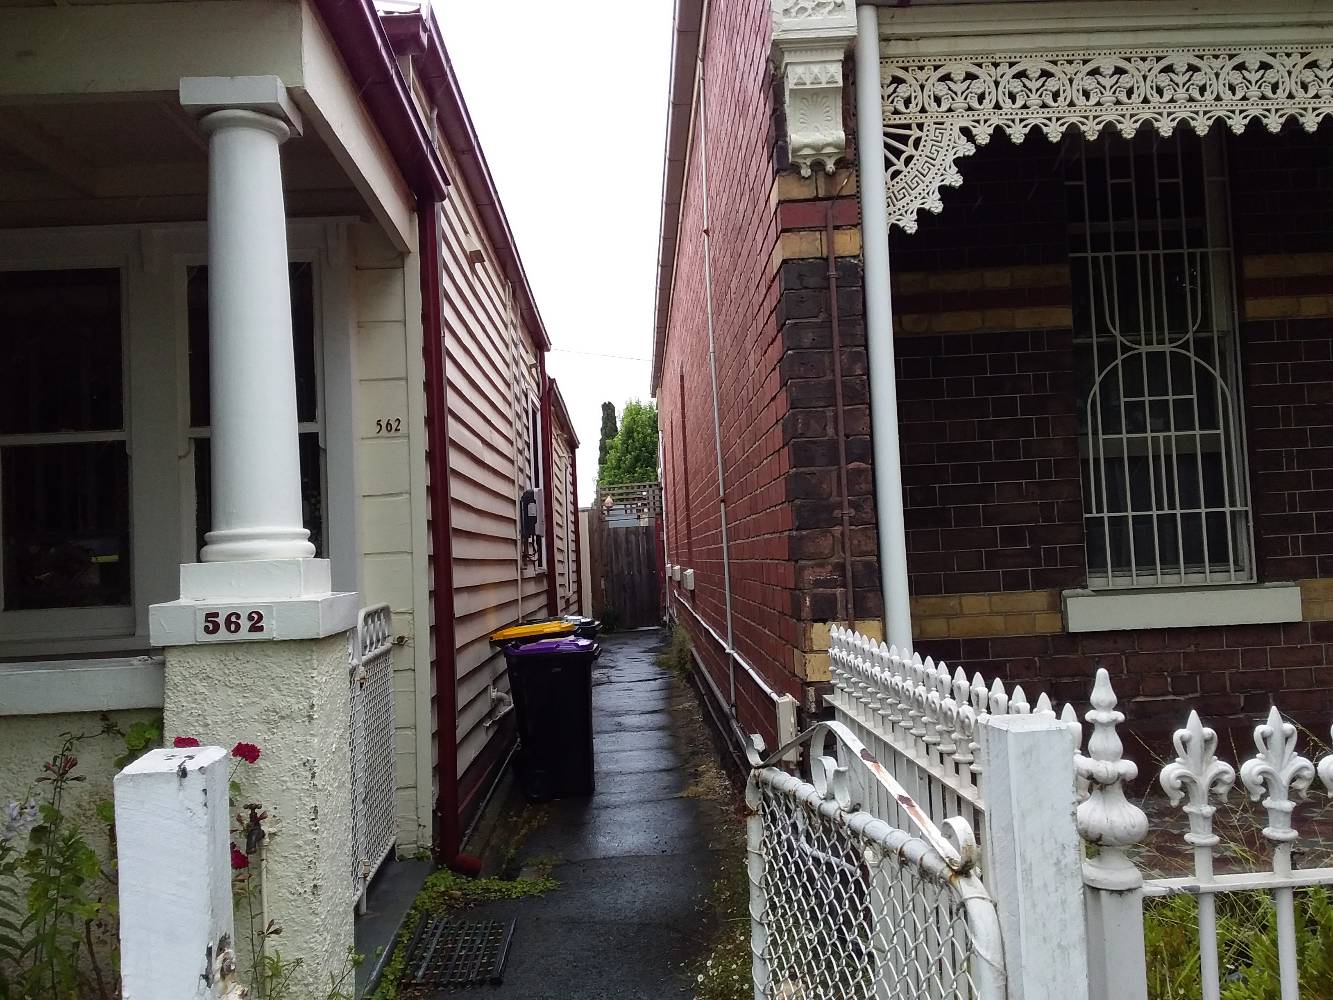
[588,481,663,630]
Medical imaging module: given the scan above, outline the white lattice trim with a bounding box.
[881,46,1333,231]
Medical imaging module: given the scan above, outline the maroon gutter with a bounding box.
[311,0,449,203]
[383,8,552,352]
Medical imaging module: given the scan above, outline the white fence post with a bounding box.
[1077,670,1149,1000]
[978,713,1090,1000]
[115,746,236,1000]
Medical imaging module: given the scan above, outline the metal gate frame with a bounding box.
[350,603,397,912]
[745,721,1005,1000]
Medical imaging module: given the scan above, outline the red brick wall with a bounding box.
[656,0,793,746]
[1232,129,1333,584]
[779,254,883,624]
[892,137,1085,597]
[899,126,1333,742]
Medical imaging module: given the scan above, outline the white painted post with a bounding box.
[776,694,800,763]
[745,777,769,1000]
[978,713,1090,1000]
[115,746,235,1000]
[1077,670,1149,1000]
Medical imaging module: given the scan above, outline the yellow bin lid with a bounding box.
[489,620,576,645]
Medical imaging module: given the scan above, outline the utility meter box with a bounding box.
[682,569,695,591]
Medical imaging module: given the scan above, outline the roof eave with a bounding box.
[649,0,705,395]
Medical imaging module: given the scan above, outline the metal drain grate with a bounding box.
[401,915,515,991]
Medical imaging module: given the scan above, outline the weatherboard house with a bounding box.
[655,0,1333,755]
[0,0,578,986]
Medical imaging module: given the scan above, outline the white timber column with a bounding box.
[854,4,913,651]
[195,91,313,564]
[147,76,360,996]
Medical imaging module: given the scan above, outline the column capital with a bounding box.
[770,0,857,177]
[180,75,304,136]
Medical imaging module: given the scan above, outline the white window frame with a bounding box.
[0,221,358,661]
[1069,130,1256,593]
[0,231,143,648]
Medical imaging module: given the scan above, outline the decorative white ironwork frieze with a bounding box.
[880,47,1333,231]
[770,0,857,177]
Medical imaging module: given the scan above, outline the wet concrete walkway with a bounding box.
[453,630,724,1000]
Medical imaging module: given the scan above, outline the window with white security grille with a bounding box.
[1069,130,1253,589]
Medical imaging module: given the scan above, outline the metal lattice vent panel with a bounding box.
[400,916,516,992]
[350,603,397,906]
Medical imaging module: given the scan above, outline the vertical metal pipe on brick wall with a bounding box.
[826,197,857,625]
[854,4,913,650]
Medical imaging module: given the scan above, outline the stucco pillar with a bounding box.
[147,76,359,995]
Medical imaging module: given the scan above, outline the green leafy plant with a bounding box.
[4,728,114,1000]
[656,624,692,679]
[599,606,622,634]
[0,824,26,1000]
[597,400,658,488]
[1143,887,1333,999]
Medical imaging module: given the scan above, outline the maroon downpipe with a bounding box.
[570,445,584,615]
[420,202,461,866]
[827,200,857,625]
[540,354,560,615]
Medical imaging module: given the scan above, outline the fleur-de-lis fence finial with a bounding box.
[1239,706,1315,872]
[1076,668,1148,889]
[1159,710,1236,857]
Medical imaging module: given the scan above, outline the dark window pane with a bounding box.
[193,433,323,558]
[0,269,122,434]
[2,443,130,609]
[189,263,318,427]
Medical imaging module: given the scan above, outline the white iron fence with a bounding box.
[824,624,1333,1000]
[349,603,397,912]
[746,722,1004,1000]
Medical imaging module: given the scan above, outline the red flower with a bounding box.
[230,844,250,870]
[231,742,262,764]
[173,736,201,748]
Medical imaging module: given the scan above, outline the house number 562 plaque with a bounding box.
[195,605,276,642]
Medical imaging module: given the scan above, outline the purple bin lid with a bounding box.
[509,636,597,656]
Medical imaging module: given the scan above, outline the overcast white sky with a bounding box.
[433,0,676,504]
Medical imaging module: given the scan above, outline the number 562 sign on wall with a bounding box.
[194,605,276,642]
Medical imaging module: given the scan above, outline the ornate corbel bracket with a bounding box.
[770,0,857,177]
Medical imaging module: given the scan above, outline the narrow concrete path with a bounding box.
[453,629,724,1000]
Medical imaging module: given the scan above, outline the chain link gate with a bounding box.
[746,722,1005,1000]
